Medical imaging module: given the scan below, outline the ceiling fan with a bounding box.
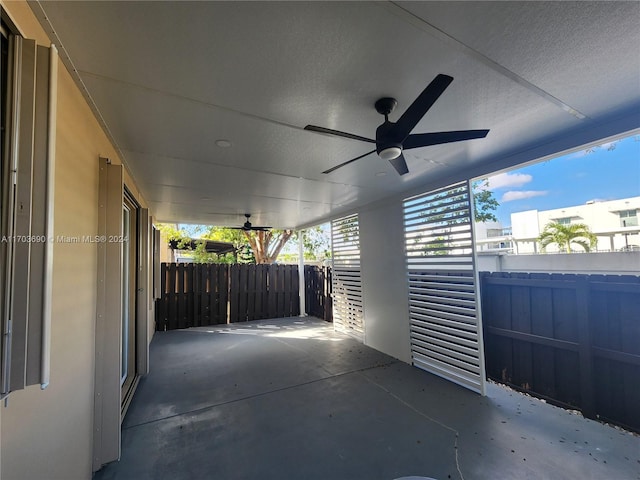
[230,214,271,232]
[305,74,489,176]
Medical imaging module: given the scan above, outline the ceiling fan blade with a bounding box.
[389,153,409,176]
[305,125,375,144]
[322,149,376,174]
[393,74,454,141]
[229,226,271,231]
[403,129,490,149]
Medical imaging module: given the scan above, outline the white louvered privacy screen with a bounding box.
[331,214,364,340]
[403,181,486,394]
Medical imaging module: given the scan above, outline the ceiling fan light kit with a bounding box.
[305,74,489,176]
[378,146,402,161]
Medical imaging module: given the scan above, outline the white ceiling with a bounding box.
[30,1,640,229]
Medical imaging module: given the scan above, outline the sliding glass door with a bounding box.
[121,193,138,403]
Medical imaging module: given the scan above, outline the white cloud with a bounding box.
[486,172,532,190]
[501,190,548,202]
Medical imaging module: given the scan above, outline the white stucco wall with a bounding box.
[477,251,640,275]
[359,200,412,364]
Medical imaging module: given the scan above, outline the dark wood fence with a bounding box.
[304,265,332,321]
[481,272,640,432]
[156,263,299,330]
[229,264,299,323]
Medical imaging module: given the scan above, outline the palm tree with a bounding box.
[537,222,598,253]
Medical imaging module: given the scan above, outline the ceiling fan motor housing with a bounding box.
[376,121,402,159]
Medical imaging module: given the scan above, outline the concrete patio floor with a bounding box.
[94,317,639,480]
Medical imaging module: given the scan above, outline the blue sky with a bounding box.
[484,134,640,226]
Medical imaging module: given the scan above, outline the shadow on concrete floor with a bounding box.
[94,317,640,480]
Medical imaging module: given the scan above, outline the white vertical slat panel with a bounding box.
[404,181,486,394]
[331,214,364,340]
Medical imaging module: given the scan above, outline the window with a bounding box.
[555,217,572,225]
[0,19,57,398]
[619,209,638,227]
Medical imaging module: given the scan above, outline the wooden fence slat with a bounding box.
[157,262,168,330]
[247,264,257,321]
[209,264,217,323]
[256,264,264,320]
[199,264,210,326]
[229,264,240,323]
[186,264,194,328]
[529,272,556,399]
[177,263,186,329]
[575,276,595,419]
[238,265,249,322]
[292,265,300,316]
[511,272,533,390]
[167,263,177,330]
[278,266,286,317]
[268,266,277,318]
[219,264,229,324]
[283,266,292,317]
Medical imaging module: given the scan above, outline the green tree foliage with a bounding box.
[412,180,499,255]
[155,223,240,264]
[156,223,329,264]
[424,180,499,225]
[472,180,499,223]
[537,222,598,253]
[298,226,331,261]
[155,223,189,243]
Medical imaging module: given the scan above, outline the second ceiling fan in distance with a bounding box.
[305,74,490,176]
[230,214,271,232]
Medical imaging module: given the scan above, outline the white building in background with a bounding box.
[474,221,514,253]
[476,196,640,254]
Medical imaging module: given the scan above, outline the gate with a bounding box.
[305,265,332,321]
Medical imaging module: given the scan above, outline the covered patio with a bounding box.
[95,317,639,480]
[1,2,638,479]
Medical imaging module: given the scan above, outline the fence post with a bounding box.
[576,275,596,420]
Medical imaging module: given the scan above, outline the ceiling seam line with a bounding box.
[146,195,340,207]
[383,1,589,120]
[122,148,367,189]
[78,70,314,135]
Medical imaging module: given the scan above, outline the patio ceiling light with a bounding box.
[378,146,402,161]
